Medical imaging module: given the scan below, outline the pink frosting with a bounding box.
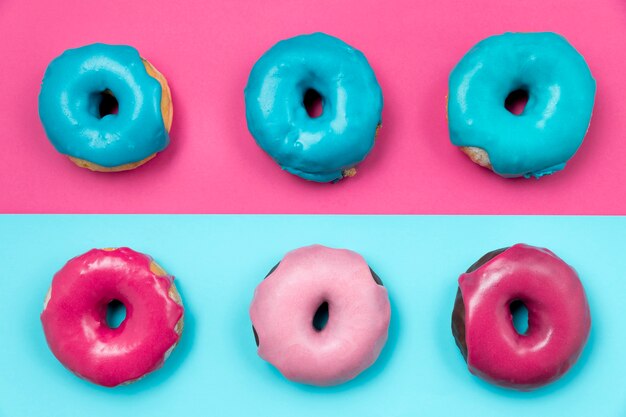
[458,244,591,390]
[41,247,183,387]
[249,245,391,386]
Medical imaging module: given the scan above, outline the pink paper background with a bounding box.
[1,0,625,214]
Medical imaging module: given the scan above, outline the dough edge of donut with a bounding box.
[460,146,493,170]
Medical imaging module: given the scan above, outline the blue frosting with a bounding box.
[38,44,169,167]
[245,33,383,182]
[448,32,596,178]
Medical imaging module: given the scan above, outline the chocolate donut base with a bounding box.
[451,247,509,361]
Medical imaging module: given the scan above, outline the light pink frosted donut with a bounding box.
[249,245,391,386]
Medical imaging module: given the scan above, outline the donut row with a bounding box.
[38,32,596,181]
[41,244,590,391]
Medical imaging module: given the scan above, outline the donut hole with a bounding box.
[97,89,119,118]
[312,301,329,331]
[504,89,529,115]
[509,299,529,335]
[105,299,127,329]
[303,88,323,118]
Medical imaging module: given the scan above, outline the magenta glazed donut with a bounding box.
[451,244,591,390]
[41,247,184,387]
[249,245,391,386]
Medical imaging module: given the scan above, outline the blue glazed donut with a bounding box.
[38,44,172,172]
[245,33,383,183]
[447,32,596,178]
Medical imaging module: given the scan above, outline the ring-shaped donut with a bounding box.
[40,247,184,387]
[249,245,391,386]
[451,244,591,390]
[38,43,173,172]
[447,32,596,178]
[245,33,383,182]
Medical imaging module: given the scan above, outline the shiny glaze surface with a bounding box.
[38,44,169,167]
[245,33,383,182]
[457,244,591,390]
[448,32,596,178]
[249,245,390,386]
[40,247,183,387]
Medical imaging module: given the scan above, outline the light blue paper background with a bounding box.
[0,215,624,416]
